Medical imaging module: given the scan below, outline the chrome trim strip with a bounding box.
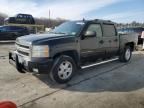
[16,44,30,53]
[15,51,30,61]
[81,58,118,69]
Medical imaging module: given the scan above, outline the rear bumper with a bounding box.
[9,51,53,74]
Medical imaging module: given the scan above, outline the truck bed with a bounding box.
[119,32,138,47]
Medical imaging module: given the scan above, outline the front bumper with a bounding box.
[9,51,53,74]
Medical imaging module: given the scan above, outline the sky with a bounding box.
[0,0,144,23]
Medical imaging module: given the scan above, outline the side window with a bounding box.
[17,15,23,18]
[23,15,26,18]
[103,24,116,37]
[1,26,10,31]
[86,24,102,37]
[30,15,32,19]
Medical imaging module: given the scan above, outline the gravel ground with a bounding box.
[0,44,144,108]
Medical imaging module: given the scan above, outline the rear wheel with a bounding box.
[119,46,132,62]
[50,55,76,84]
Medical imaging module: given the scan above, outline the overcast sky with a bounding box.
[0,0,144,23]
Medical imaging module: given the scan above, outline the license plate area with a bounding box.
[18,55,24,64]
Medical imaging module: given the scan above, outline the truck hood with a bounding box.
[16,33,73,45]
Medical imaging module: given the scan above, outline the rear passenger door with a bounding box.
[102,24,119,57]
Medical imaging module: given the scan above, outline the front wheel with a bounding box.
[119,46,132,62]
[50,55,76,84]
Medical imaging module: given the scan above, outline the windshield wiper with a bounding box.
[50,32,67,34]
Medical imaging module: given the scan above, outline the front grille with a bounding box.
[16,43,30,57]
[17,50,29,56]
[17,44,29,49]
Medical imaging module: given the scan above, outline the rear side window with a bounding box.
[103,24,116,37]
[86,24,102,37]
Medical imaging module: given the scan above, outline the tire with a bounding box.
[119,46,132,62]
[50,55,76,84]
[11,34,17,40]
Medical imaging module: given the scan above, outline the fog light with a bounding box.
[33,68,38,73]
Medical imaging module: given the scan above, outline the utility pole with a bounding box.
[49,9,50,21]
[49,9,51,27]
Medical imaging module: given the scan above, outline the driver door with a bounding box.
[80,23,105,60]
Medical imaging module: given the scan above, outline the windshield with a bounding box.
[51,21,85,36]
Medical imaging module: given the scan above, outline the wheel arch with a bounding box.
[52,50,80,67]
[125,42,135,51]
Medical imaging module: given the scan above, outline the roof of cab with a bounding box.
[76,19,115,24]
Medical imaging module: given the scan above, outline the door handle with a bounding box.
[114,39,118,42]
[99,40,104,44]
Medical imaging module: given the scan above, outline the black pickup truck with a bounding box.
[4,14,35,24]
[9,19,138,83]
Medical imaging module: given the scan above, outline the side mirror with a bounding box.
[84,31,96,37]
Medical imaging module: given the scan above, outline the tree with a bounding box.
[0,12,8,25]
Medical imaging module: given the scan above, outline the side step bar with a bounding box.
[81,58,119,69]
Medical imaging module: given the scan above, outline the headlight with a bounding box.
[32,45,49,57]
